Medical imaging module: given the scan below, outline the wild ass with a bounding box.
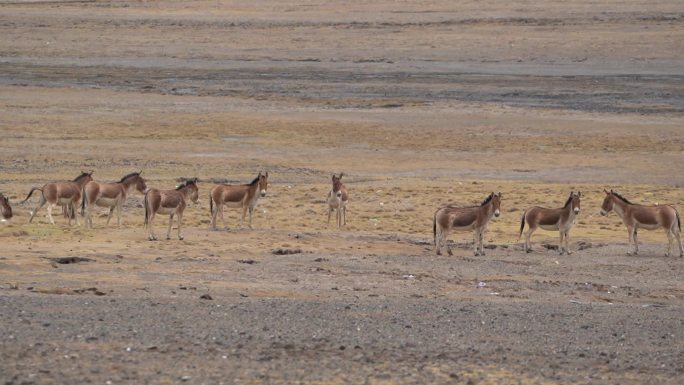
[22,171,94,225]
[144,178,199,241]
[600,189,682,257]
[519,191,581,254]
[327,173,348,228]
[82,171,147,228]
[433,192,502,256]
[209,172,269,230]
[0,192,12,220]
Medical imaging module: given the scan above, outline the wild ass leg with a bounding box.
[177,209,184,240]
[524,225,536,253]
[240,205,248,229]
[71,202,80,226]
[209,202,217,230]
[248,206,254,230]
[633,228,639,255]
[147,212,157,241]
[564,231,572,255]
[218,204,228,230]
[479,230,486,256]
[665,229,673,257]
[336,204,342,229]
[46,203,56,225]
[444,230,452,256]
[675,230,683,257]
[116,201,123,227]
[166,214,174,240]
[327,206,333,227]
[105,206,115,226]
[343,205,347,226]
[558,231,565,255]
[435,226,443,255]
[626,227,636,255]
[473,230,481,256]
[28,197,47,224]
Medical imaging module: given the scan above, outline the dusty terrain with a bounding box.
[1,1,683,384]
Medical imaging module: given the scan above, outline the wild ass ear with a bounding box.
[603,189,609,194]
[577,191,582,197]
[339,172,344,179]
[498,192,502,198]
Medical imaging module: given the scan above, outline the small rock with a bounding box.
[272,248,302,255]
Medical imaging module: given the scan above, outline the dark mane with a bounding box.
[119,172,140,183]
[249,175,260,185]
[480,193,494,206]
[563,194,573,208]
[611,191,632,204]
[73,172,91,182]
[176,178,197,190]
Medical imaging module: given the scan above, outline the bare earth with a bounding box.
[1,1,683,384]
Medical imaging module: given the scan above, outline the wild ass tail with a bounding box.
[433,210,438,247]
[80,187,87,216]
[675,208,681,232]
[143,190,150,228]
[21,187,42,203]
[209,192,214,217]
[518,210,527,241]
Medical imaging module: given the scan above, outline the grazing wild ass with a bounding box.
[82,171,147,228]
[0,192,12,220]
[519,191,581,254]
[327,173,348,228]
[209,172,269,230]
[600,189,682,257]
[433,192,501,256]
[22,171,94,225]
[144,178,199,241]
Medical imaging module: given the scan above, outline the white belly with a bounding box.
[156,207,176,215]
[539,224,559,231]
[222,201,244,209]
[450,224,477,232]
[57,198,73,205]
[637,223,661,231]
[95,197,118,207]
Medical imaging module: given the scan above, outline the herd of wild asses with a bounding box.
[1,170,682,257]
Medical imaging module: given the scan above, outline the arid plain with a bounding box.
[1,1,684,384]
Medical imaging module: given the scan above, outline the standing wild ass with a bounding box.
[433,192,502,256]
[22,171,94,225]
[600,189,682,257]
[519,191,581,254]
[144,178,199,241]
[81,171,147,228]
[327,173,348,228]
[0,192,12,220]
[209,172,268,230]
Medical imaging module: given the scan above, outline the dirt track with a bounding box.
[1,1,684,384]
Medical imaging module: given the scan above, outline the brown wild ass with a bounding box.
[82,171,147,228]
[22,171,94,225]
[433,192,502,256]
[600,190,682,257]
[0,193,12,220]
[209,172,268,230]
[144,178,199,241]
[327,173,349,228]
[519,191,581,254]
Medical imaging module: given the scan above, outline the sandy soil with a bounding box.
[1,1,683,384]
